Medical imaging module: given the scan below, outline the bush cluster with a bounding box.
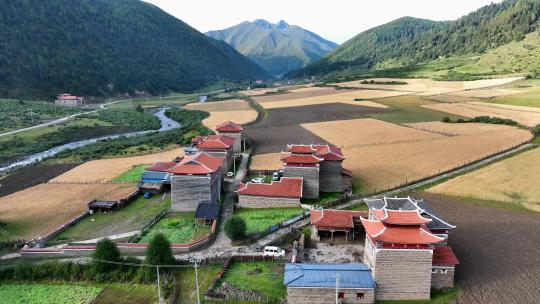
[441,116,520,127]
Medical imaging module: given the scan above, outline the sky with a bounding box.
[144,0,503,44]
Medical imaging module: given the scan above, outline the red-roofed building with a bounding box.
[192,135,235,173]
[361,197,458,301]
[310,209,368,242]
[431,246,459,289]
[236,177,303,208]
[216,121,244,152]
[55,93,85,107]
[166,152,224,211]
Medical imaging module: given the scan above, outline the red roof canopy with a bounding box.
[432,246,460,266]
[216,121,243,133]
[167,152,224,175]
[372,209,432,225]
[286,144,345,161]
[193,135,235,150]
[287,144,317,154]
[361,217,444,245]
[147,162,176,172]
[280,152,323,164]
[311,209,367,229]
[236,177,303,198]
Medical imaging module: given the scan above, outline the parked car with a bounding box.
[251,177,264,184]
[272,171,280,181]
[227,171,234,177]
[262,246,285,258]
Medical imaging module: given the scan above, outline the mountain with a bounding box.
[291,0,540,78]
[0,0,269,100]
[206,19,338,77]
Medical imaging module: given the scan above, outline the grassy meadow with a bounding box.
[235,208,304,235]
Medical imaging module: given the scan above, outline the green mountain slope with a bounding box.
[206,19,338,77]
[0,0,269,99]
[292,0,540,78]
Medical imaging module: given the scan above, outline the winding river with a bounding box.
[0,108,181,174]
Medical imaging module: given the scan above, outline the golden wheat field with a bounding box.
[428,148,540,212]
[51,148,184,183]
[405,121,518,136]
[258,90,410,109]
[301,118,443,147]
[249,153,283,171]
[185,99,258,130]
[422,102,540,127]
[238,88,281,96]
[447,88,522,99]
[341,128,532,192]
[0,183,137,239]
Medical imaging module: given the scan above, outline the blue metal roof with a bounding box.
[141,171,170,183]
[284,263,375,289]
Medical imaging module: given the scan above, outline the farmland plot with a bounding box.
[428,148,540,212]
[0,183,137,239]
[301,118,444,147]
[341,128,532,192]
[249,153,282,171]
[0,284,102,304]
[51,148,183,183]
[253,87,356,103]
[422,102,540,127]
[184,99,258,130]
[405,121,518,136]
[447,88,522,99]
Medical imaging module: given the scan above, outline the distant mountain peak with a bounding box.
[277,20,289,29]
[252,19,290,30]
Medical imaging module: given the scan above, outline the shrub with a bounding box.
[225,216,247,241]
[145,232,175,266]
[442,116,451,123]
[533,124,540,136]
[92,239,121,273]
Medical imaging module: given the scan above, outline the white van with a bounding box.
[262,246,285,258]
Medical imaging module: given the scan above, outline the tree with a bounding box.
[225,216,247,241]
[92,239,121,273]
[145,232,175,266]
[135,104,144,113]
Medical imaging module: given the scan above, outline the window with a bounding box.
[338,292,345,299]
[441,269,448,274]
[356,292,365,299]
[432,269,439,274]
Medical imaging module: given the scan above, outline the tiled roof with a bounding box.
[287,144,317,154]
[216,121,243,133]
[432,246,460,266]
[286,144,346,161]
[280,152,323,164]
[236,177,303,198]
[141,171,170,182]
[147,162,177,172]
[371,209,432,225]
[361,217,444,245]
[284,263,375,289]
[311,209,367,229]
[195,201,220,220]
[193,135,235,149]
[167,152,224,175]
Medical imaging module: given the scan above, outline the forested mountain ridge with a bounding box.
[291,0,540,78]
[206,19,338,77]
[0,0,269,100]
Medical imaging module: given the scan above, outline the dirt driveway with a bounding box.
[415,193,540,304]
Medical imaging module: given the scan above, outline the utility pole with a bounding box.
[190,258,202,304]
[335,273,340,304]
[156,265,163,304]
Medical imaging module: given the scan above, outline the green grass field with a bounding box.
[368,95,465,124]
[217,261,286,302]
[93,284,156,304]
[138,212,211,244]
[0,284,103,304]
[489,86,540,108]
[107,93,197,109]
[235,208,304,235]
[51,195,171,243]
[175,265,221,304]
[112,165,148,182]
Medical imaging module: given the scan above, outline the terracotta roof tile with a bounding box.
[167,152,224,175]
[432,246,460,266]
[311,209,367,229]
[361,217,444,245]
[236,177,303,198]
[372,209,432,225]
[193,135,235,149]
[280,152,323,164]
[147,162,177,172]
[216,121,243,132]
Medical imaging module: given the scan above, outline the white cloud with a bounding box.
[144,0,503,44]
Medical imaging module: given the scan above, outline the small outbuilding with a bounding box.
[236,177,303,208]
[195,201,220,225]
[216,121,244,152]
[88,200,117,212]
[284,263,375,304]
[431,246,460,289]
[310,209,367,242]
[138,171,171,193]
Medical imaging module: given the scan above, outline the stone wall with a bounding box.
[287,287,375,304]
[284,165,319,199]
[372,248,433,301]
[171,174,216,211]
[220,132,242,152]
[237,195,300,208]
[431,267,455,289]
[319,160,343,193]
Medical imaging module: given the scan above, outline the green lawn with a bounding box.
[138,212,211,244]
[368,95,466,124]
[175,264,221,304]
[0,283,103,304]
[217,261,286,302]
[50,195,171,243]
[112,165,149,182]
[302,192,341,206]
[235,208,304,235]
[93,283,156,304]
